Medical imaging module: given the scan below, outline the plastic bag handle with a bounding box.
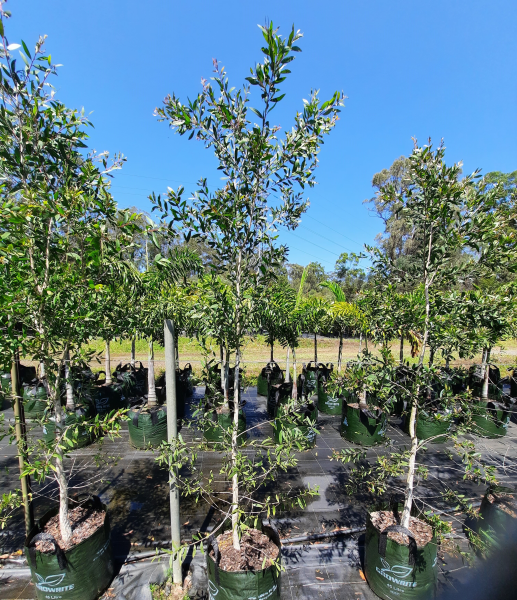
[378,524,417,565]
[28,532,67,569]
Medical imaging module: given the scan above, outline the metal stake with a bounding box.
[164,319,181,584]
[11,354,34,536]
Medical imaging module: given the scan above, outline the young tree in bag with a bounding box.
[153,23,344,549]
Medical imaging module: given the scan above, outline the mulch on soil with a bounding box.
[35,506,104,553]
[370,510,433,547]
[210,528,279,572]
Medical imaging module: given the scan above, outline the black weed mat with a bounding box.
[1,386,517,598]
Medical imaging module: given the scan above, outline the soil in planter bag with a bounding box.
[257,361,284,397]
[25,495,114,600]
[341,399,387,446]
[267,381,293,418]
[43,405,96,450]
[273,401,318,448]
[128,404,168,448]
[207,521,281,600]
[204,408,247,446]
[23,380,49,419]
[471,400,510,438]
[365,513,437,600]
[476,486,517,550]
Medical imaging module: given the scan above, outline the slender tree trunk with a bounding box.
[359,388,367,410]
[338,332,343,373]
[292,348,298,399]
[445,354,450,370]
[51,353,73,544]
[270,341,274,363]
[314,333,318,364]
[359,332,362,352]
[224,348,230,406]
[105,339,112,385]
[220,345,225,397]
[401,400,418,528]
[399,333,404,364]
[481,347,491,401]
[175,335,179,365]
[64,345,75,411]
[285,347,290,383]
[39,360,46,378]
[148,338,157,407]
[365,336,369,351]
[131,337,136,368]
[428,347,435,367]
[401,232,432,528]
[232,250,243,551]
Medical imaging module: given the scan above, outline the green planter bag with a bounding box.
[267,381,293,418]
[299,361,319,398]
[181,363,194,396]
[25,496,114,600]
[155,372,186,417]
[207,522,281,600]
[23,381,49,419]
[204,408,247,446]
[476,487,517,550]
[471,400,510,438]
[273,401,318,449]
[89,384,128,417]
[365,512,437,600]
[128,405,168,448]
[43,406,96,450]
[341,400,387,446]
[404,409,452,443]
[257,361,284,397]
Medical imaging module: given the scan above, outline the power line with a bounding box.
[283,230,342,260]
[295,223,356,254]
[303,213,364,248]
[285,245,335,268]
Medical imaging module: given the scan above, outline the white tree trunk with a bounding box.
[64,346,75,410]
[51,355,73,544]
[148,338,157,407]
[401,400,418,529]
[105,339,112,385]
[292,348,298,399]
[131,338,136,367]
[481,347,491,401]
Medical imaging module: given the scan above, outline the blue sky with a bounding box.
[7,0,516,272]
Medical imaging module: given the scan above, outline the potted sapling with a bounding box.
[153,22,343,595]
[0,21,142,598]
[333,141,507,600]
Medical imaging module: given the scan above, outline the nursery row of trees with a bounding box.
[0,11,516,600]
